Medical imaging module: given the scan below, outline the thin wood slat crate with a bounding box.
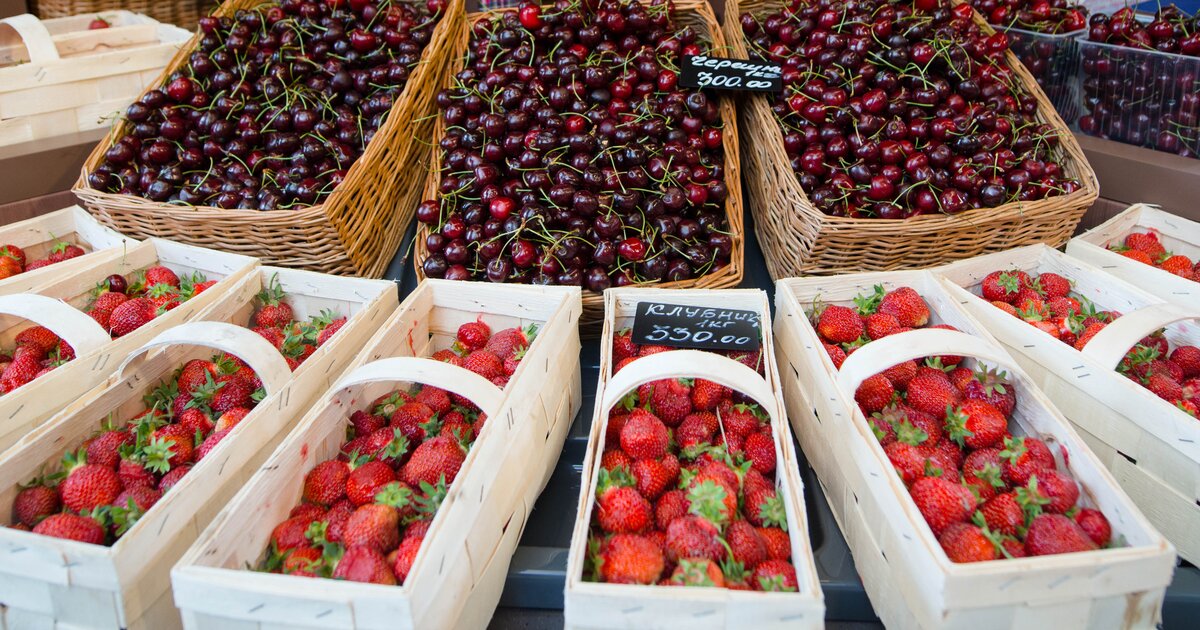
[172,279,582,629]
[0,11,191,148]
[935,245,1200,564]
[34,0,219,31]
[564,287,825,629]
[773,272,1175,629]
[1066,204,1200,307]
[0,238,256,455]
[0,205,136,296]
[0,321,293,630]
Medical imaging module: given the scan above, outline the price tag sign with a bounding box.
[631,302,762,352]
[679,55,782,93]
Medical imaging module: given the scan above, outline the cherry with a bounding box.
[518,4,543,29]
[618,237,646,262]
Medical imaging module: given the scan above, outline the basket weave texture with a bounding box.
[71,0,465,278]
[414,0,745,328]
[724,0,1099,280]
[34,0,219,29]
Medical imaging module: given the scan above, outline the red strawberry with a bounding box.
[1025,513,1098,556]
[215,407,250,432]
[196,428,231,460]
[1124,232,1164,256]
[400,436,465,487]
[333,545,396,584]
[938,522,998,563]
[979,492,1023,536]
[85,430,133,469]
[414,386,452,415]
[177,408,214,437]
[0,244,26,267]
[727,519,768,570]
[884,442,929,485]
[676,413,715,450]
[690,379,728,411]
[855,374,895,414]
[304,460,350,506]
[946,400,1007,450]
[904,372,960,417]
[597,534,664,584]
[758,527,792,560]
[158,465,190,492]
[962,448,1007,501]
[981,270,1027,303]
[1037,273,1072,299]
[816,305,863,344]
[316,318,347,346]
[961,367,1016,417]
[207,374,254,413]
[1074,322,1108,350]
[485,325,533,359]
[0,354,41,392]
[177,359,219,396]
[643,378,692,426]
[463,350,503,379]
[456,320,491,351]
[601,449,632,473]
[114,484,162,512]
[281,546,323,576]
[909,476,974,536]
[878,286,930,327]
[823,342,847,368]
[1171,346,1200,379]
[14,484,60,527]
[342,504,400,553]
[346,461,396,506]
[743,431,776,474]
[254,275,294,328]
[631,456,677,500]
[1146,372,1183,402]
[391,535,423,583]
[619,409,669,460]
[143,265,180,288]
[33,513,105,544]
[60,453,121,512]
[108,297,156,337]
[15,326,60,353]
[1074,508,1112,546]
[1032,470,1079,514]
[654,489,689,530]
[751,559,798,592]
[1001,436,1055,486]
[86,291,128,329]
[664,515,724,562]
[146,283,181,312]
[118,458,156,489]
[865,312,902,340]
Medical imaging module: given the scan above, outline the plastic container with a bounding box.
[1002,26,1082,122]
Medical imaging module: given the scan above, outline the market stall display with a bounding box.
[73,0,466,277]
[773,272,1175,628]
[564,288,823,628]
[726,0,1097,279]
[415,0,744,327]
[938,245,1200,563]
[0,11,191,148]
[172,280,582,629]
[0,205,134,295]
[1066,203,1199,306]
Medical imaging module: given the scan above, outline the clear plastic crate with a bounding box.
[1001,25,1083,122]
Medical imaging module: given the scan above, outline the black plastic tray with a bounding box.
[387,207,1200,626]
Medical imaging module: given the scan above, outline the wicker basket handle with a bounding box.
[836,328,1013,395]
[333,357,505,418]
[600,350,779,420]
[116,321,291,396]
[0,293,111,356]
[0,14,60,64]
[1078,303,1200,370]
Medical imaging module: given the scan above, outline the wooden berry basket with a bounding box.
[563,287,824,628]
[1066,204,1200,308]
[773,273,1175,629]
[0,205,135,296]
[936,245,1200,564]
[172,279,582,630]
[0,322,293,630]
[72,0,467,278]
[0,11,191,147]
[723,0,1098,279]
[0,239,256,455]
[413,0,745,330]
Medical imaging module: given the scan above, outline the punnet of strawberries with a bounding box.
[584,331,801,591]
[254,319,534,583]
[7,353,265,545]
[1107,230,1200,283]
[86,0,447,210]
[740,0,1081,219]
[0,240,88,280]
[811,284,1120,561]
[417,0,734,290]
[978,268,1200,418]
[247,274,349,371]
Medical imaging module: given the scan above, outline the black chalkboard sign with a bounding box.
[679,55,782,93]
[630,302,762,352]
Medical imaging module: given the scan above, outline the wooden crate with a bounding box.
[1066,204,1199,307]
[0,321,293,630]
[563,287,824,629]
[935,245,1200,564]
[773,273,1175,629]
[0,11,191,147]
[171,279,583,630]
[0,238,256,454]
[0,204,136,295]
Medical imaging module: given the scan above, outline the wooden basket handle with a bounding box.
[333,357,505,418]
[1078,303,1200,370]
[600,350,779,420]
[116,322,291,396]
[0,293,111,355]
[836,328,1013,394]
[0,14,60,63]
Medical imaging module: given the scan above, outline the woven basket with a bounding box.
[414,0,745,329]
[33,0,219,30]
[723,0,1099,280]
[71,0,465,278]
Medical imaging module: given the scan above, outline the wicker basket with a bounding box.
[33,0,219,30]
[723,0,1099,280]
[413,0,745,329]
[71,0,466,278]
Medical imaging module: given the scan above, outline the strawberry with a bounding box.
[864,312,902,340]
[1124,232,1165,257]
[751,559,798,592]
[961,367,1016,417]
[0,354,40,392]
[904,372,960,417]
[108,298,156,337]
[727,519,768,570]
[721,405,760,438]
[981,270,1027,303]
[316,317,347,346]
[612,329,639,362]
[643,378,692,426]
[86,291,128,329]
[632,456,677,500]
[979,492,1023,536]
[620,409,669,460]
[601,449,632,473]
[333,545,396,584]
[118,458,156,489]
[143,265,180,288]
[1074,322,1107,350]
[758,527,792,560]
[32,513,105,544]
[485,325,534,359]
[304,460,350,506]
[414,386,452,415]
[404,519,432,541]
[114,484,162,512]
[281,546,323,577]
[215,407,249,432]
[962,448,1007,502]
[323,500,355,543]
[823,342,847,368]
[1000,436,1054,486]
[254,274,294,328]
[146,283,181,312]
[596,534,664,584]
[158,465,190,492]
[1037,273,1071,299]
[0,244,26,267]
[346,461,396,506]
[690,379,728,411]
[147,426,194,470]
[654,489,689,530]
[176,359,218,397]
[400,436,465,487]
[938,522,998,563]
[946,400,1007,450]
[85,430,133,469]
[878,286,930,327]
[676,413,716,450]
[882,360,918,388]
[463,350,503,379]
[289,503,326,523]
[342,504,400,553]
[596,467,652,533]
[456,320,491,351]
[209,374,254,413]
[177,408,214,437]
[1146,372,1183,402]
[815,305,863,344]
[1074,507,1112,546]
[667,558,726,587]
[59,451,121,512]
[195,428,231,460]
[1031,470,1078,514]
[743,431,777,475]
[391,535,423,583]
[1161,255,1194,278]
[14,484,59,527]
[15,326,60,354]
[855,374,894,414]
[885,442,929,485]
[664,515,724,562]
[909,476,974,536]
[1025,513,1098,556]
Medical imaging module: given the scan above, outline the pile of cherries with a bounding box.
[741,0,1081,219]
[86,0,446,210]
[1079,7,1200,158]
[416,0,733,290]
[969,0,1087,34]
